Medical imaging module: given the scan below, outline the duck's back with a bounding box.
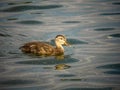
[20,42,55,56]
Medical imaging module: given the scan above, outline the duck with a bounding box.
[19,35,70,56]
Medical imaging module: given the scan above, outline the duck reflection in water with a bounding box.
[55,64,71,70]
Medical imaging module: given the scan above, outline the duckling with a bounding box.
[20,35,69,56]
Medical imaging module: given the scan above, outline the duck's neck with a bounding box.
[55,42,64,54]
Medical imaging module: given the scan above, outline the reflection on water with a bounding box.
[112,2,120,5]
[17,56,78,65]
[16,20,44,25]
[94,28,115,31]
[109,34,120,38]
[62,87,113,90]
[100,13,120,16]
[0,0,120,90]
[8,1,32,5]
[62,21,81,24]
[55,64,71,70]
[97,63,120,75]
[0,79,34,86]
[1,5,62,12]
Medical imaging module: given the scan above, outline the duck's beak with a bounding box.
[64,41,70,46]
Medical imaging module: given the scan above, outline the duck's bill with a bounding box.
[64,41,70,46]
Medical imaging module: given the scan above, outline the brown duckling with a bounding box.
[20,35,70,56]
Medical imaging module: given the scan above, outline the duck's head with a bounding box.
[55,35,70,46]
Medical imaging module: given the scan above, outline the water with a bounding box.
[0,0,120,90]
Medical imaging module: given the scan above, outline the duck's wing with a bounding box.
[37,42,55,55]
[19,42,39,53]
[20,42,55,55]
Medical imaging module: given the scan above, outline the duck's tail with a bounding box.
[19,45,30,53]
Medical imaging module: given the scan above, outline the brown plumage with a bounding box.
[19,35,69,56]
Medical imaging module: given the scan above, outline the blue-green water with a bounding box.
[0,0,120,90]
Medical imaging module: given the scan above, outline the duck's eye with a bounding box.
[60,38,63,40]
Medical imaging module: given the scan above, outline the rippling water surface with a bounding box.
[0,0,120,90]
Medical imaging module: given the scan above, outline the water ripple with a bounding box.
[97,63,120,75]
[112,2,120,5]
[8,1,32,5]
[7,18,18,21]
[62,21,81,24]
[0,79,34,86]
[100,12,120,16]
[94,28,115,31]
[97,63,120,70]
[60,78,82,81]
[0,33,11,37]
[16,20,44,25]
[17,57,79,65]
[56,74,76,77]
[104,70,120,75]
[109,33,120,38]
[1,5,63,12]
[62,87,113,90]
